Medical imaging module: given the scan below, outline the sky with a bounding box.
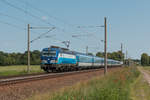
[0,0,150,59]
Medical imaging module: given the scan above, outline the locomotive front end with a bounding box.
[40,48,58,72]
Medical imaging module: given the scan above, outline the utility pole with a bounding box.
[27,24,30,73]
[104,17,107,74]
[126,50,128,66]
[126,50,128,60]
[121,43,123,62]
[86,46,88,55]
[27,25,55,73]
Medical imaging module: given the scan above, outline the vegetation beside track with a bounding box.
[0,65,43,76]
[27,67,140,100]
[0,50,40,66]
[142,66,150,72]
[130,73,150,100]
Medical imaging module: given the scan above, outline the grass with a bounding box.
[142,66,150,73]
[0,65,44,76]
[130,73,150,100]
[27,66,140,100]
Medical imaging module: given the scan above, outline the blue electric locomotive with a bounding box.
[40,46,123,72]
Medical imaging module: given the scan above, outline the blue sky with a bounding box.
[0,0,150,59]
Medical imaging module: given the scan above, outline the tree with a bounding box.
[31,50,41,65]
[87,53,93,56]
[96,51,124,61]
[96,52,104,57]
[0,50,41,66]
[149,56,150,65]
[0,55,4,65]
[141,53,149,66]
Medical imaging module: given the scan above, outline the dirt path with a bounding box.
[130,67,150,100]
[138,67,150,86]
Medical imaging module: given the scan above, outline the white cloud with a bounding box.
[41,16,48,20]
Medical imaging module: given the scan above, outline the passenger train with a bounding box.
[40,46,123,72]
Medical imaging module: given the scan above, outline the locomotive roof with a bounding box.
[42,47,103,59]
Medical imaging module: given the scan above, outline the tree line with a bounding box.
[0,50,40,66]
[96,51,124,61]
[141,53,150,66]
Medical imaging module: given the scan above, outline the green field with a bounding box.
[27,67,140,100]
[0,65,44,76]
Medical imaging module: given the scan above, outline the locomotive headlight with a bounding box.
[50,60,55,63]
[42,60,47,63]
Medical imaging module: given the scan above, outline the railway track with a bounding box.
[0,68,105,86]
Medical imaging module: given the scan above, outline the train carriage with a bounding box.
[40,46,123,72]
[93,57,104,67]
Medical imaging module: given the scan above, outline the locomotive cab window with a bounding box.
[49,50,56,57]
[42,50,56,57]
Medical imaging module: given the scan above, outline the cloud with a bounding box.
[41,16,48,20]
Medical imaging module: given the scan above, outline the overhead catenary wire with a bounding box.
[0,0,67,43]
[1,0,103,34]
[1,0,67,33]
[0,20,25,30]
[0,14,100,43]
[4,0,98,39]
[0,21,56,41]
[8,0,96,37]
[0,19,42,34]
[0,12,35,25]
[73,25,103,40]
[14,0,74,27]
[72,33,94,38]
[30,27,55,43]
[0,0,53,26]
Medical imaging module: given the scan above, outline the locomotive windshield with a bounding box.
[42,50,56,57]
